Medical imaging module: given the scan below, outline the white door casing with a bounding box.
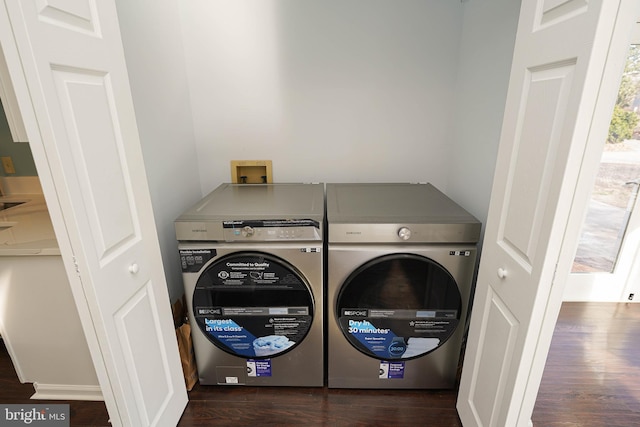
[457,0,640,426]
[1,1,187,426]
[564,22,640,303]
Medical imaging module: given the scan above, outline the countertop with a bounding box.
[0,194,60,255]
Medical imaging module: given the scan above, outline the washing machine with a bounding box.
[326,183,481,389]
[175,183,324,386]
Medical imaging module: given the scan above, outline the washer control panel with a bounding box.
[241,226,255,237]
[223,219,321,241]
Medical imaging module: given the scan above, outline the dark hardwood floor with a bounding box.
[1,302,638,426]
[531,302,640,427]
[0,343,110,427]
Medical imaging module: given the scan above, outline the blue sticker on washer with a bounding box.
[204,318,257,357]
[204,318,300,358]
[247,359,272,377]
[193,253,314,359]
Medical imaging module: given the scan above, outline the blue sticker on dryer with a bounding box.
[340,308,458,360]
[379,361,405,379]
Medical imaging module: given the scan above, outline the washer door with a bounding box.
[193,252,314,359]
[336,254,461,360]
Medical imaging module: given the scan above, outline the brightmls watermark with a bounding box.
[0,405,69,426]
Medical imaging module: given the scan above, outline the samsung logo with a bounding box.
[346,231,362,235]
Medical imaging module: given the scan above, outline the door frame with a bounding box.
[564,22,640,302]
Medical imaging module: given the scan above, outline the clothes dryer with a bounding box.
[326,183,481,389]
[176,183,324,386]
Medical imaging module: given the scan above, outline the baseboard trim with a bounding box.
[31,383,103,401]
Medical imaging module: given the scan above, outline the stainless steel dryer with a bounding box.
[326,183,481,389]
[175,183,324,387]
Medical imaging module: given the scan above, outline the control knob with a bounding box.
[398,227,412,241]
[242,226,255,237]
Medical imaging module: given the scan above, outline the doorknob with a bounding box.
[129,263,139,274]
[497,268,507,279]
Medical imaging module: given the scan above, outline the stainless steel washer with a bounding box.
[326,183,481,389]
[175,183,324,386]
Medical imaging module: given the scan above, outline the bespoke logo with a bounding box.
[343,310,368,316]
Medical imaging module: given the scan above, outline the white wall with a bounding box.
[112,0,521,302]
[179,0,465,195]
[448,0,521,226]
[115,0,202,301]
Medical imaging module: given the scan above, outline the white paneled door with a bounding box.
[1,1,187,426]
[457,0,639,426]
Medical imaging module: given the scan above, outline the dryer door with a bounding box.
[192,252,314,359]
[336,253,461,360]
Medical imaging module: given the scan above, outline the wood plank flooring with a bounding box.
[0,344,110,427]
[531,302,640,427]
[0,302,638,426]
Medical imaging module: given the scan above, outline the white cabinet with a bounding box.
[0,195,100,400]
[0,255,101,400]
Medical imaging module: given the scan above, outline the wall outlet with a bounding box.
[1,157,16,174]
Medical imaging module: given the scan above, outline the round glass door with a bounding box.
[336,254,461,360]
[193,252,314,359]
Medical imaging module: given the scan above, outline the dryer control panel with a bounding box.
[222,219,321,242]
